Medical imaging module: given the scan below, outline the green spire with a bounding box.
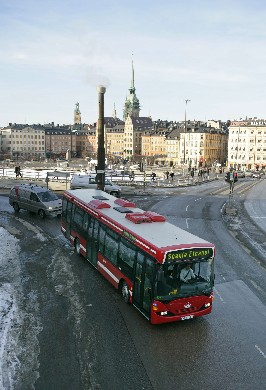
[131,60,135,91]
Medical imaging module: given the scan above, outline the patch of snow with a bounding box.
[0,227,42,389]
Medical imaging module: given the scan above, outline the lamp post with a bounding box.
[183,99,190,175]
[96,85,106,191]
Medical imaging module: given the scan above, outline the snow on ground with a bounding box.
[0,227,42,389]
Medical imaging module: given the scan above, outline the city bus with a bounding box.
[61,189,215,324]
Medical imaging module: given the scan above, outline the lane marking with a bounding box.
[186,218,189,229]
[250,279,266,298]
[214,287,225,303]
[255,345,266,359]
[186,205,189,211]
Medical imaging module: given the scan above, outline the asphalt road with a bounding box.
[0,177,265,389]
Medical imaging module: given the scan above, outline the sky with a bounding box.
[1,0,266,126]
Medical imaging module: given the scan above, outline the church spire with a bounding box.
[130,59,135,92]
[123,57,140,121]
[112,103,117,119]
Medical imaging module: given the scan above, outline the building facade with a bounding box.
[228,119,266,169]
[0,124,46,160]
[180,128,228,168]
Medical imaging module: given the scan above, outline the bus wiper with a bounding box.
[201,288,212,295]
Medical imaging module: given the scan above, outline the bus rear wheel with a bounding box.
[121,281,130,304]
[74,238,81,256]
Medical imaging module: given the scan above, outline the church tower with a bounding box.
[74,102,81,124]
[112,103,117,119]
[123,60,140,121]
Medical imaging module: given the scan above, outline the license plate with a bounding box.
[181,315,194,320]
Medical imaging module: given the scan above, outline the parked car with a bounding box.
[9,184,62,218]
[236,170,245,178]
[251,171,264,178]
[70,174,121,197]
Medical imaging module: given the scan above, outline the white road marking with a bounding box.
[255,345,266,359]
[214,287,225,303]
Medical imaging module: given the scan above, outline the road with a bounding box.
[0,177,265,389]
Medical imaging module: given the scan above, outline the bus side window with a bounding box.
[104,232,119,266]
[72,205,84,231]
[83,212,90,231]
[99,224,106,253]
[118,238,136,280]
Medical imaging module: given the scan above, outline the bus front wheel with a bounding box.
[121,281,130,304]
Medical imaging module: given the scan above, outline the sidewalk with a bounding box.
[0,176,218,196]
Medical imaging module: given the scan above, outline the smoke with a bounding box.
[85,66,111,89]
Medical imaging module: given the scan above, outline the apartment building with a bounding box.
[0,124,45,160]
[45,127,76,158]
[228,119,266,169]
[180,128,228,167]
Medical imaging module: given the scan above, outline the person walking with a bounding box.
[14,166,19,178]
[17,166,22,178]
[151,172,156,182]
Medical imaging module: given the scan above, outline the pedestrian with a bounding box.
[151,172,156,182]
[17,166,22,178]
[207,167,210,180]
[169,171,174,181]
[165,171,169,180]
[129,170,135,182]
[14,166,19,178]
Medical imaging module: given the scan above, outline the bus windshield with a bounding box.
[154,259,214,300]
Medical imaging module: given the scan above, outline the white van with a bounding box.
[9,184,62,218]
[70,174,121,197]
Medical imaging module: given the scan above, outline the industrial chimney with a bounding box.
[96,85,106,191]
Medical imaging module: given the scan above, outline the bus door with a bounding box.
[87,218,99,267]
[64,200,73,241]
[133,253,154,316]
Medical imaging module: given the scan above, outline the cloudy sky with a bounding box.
[1,0,266,126]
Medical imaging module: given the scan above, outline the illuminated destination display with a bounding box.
[166,247,214,261]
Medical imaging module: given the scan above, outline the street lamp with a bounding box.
[183,99,190,172]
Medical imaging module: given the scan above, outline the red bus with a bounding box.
[61,189,215,324]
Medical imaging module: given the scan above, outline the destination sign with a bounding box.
[123,230,136,242]
[165,247,214,262]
